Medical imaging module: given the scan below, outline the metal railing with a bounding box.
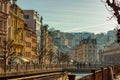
[0,64,74,74]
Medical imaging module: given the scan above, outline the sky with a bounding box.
[17,0,118,33]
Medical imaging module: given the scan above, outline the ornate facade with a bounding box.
[0,0,10,68]
[76,37,97,63]
[9,0,26,60]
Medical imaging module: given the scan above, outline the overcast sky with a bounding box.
[17,0,117,33]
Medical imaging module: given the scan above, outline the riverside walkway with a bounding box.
[0,64,72,80]
[0,64,120,80]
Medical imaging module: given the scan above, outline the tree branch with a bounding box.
[105,0,120,24]
[6,52,15,59]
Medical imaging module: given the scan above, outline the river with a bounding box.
[73,72,91,79]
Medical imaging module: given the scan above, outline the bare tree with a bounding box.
[61,52,70,64]
[55,50,69,64]
[102,0,120,24]
[47,49,55,64]
[37,44,44,64]
[2,40,15,72]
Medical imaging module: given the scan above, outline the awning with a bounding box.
[13,57,23,64]
[21,57,29,62]
[13,56,29,64]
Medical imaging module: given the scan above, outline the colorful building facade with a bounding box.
[9,0,26,61]
[23,10,41,63]
[24,25,37,63]
[0,0,10,69]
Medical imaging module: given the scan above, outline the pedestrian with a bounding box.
[89,62,91,68]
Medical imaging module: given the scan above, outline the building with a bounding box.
[23,10,41,63]
[0,0,10,70]
[76,37,97,63]
[101,42,120,64]
[23,10,41,40]
[107,30,116,43]
[24,23,37,64]
[24,25,32,62]
[9,0,26,63]
[23,10,41,47]
[31,32,38,63]
[23,10,41,32]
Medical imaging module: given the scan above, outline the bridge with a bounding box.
[0,64,120,80]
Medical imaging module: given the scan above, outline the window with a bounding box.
[32,46,36,52]
[89,45,91,48]
[32,38,36,43]
[26,42,31,48]
[26,52,31,57]
[24,15,29,19]
[0,21,2,31]
[93,50,95,53]
[26,32,31,38]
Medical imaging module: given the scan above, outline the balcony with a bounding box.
[12,40,26,47]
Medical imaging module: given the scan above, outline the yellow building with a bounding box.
[24,25,37,63]
[9,0,26,62]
